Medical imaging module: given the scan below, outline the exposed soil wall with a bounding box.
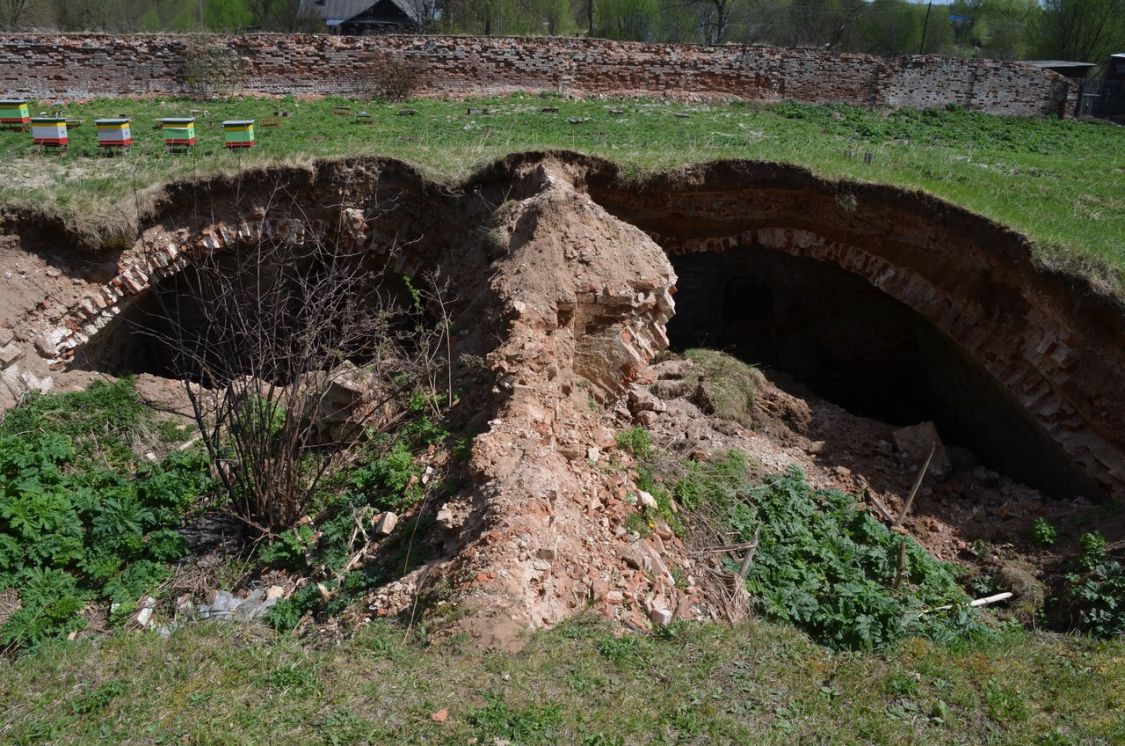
[0,33,1074,117]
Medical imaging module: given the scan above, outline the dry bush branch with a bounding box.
[136,192,449,537]
[353,58,429,102]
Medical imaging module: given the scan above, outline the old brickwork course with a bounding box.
[1,34,1073,116]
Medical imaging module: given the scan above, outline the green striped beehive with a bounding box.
[0,99,29,127]
[223,120,255,149]
[162,117,196,147]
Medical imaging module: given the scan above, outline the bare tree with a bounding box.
[387,0,438,32]
[684,0,736,43]
[2,0,30,29]
[138,194,450,536]
[1035,0,1125,64]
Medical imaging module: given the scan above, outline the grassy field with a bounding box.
[0,95,1122,287]
[1,617,1122,745]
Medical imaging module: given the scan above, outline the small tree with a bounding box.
[139,198,449,536]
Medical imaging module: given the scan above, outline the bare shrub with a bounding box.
[180,35,243,101]
[138,199,449,536]
[355,58,429,102]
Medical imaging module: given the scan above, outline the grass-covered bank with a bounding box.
[1,617,1122,745]
[0,95,1121,286]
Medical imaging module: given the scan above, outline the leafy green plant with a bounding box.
[614,437,979,651]
[260,661,320,695]
[1065,532,1124,639]
[1077,532,1108,568]
[0,381,213,652]
[266,583,323,633]
[0,569,89,651]
[259,525,316,571]
[320,708,373,746]
[596,634,648,667]
[263,412,453,630]
[739,469,980,650]
[984,678,1030,724]
[1029,517,1057,548]
[344,439,422,512]
[615,427,652,459]
[659,456,979,651]
[69,681,126,716]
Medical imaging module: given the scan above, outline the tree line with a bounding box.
[2,0,1123,65]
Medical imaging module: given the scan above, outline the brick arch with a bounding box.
[582,158,1125,502]
[45,212,428,371]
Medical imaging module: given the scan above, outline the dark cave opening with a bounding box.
[667,246,1102,500]
[72,254,420,386]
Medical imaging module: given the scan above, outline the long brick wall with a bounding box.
[0,33,1073,116]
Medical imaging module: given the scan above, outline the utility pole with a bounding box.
[919,1,933,54]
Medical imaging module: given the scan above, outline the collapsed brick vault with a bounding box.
[5,152,1122,638]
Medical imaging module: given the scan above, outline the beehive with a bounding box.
[162,117,196,148]
[0,99,29,127]
[95,118,132,148]
[223,120,255,149]
[30,116,68,147]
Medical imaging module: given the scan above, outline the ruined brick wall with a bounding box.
[0,33,1072,116]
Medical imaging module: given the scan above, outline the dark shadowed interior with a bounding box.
[666,246,1102,500]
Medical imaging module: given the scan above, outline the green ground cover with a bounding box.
[0,95,1121,286]
[1,617,1122,745]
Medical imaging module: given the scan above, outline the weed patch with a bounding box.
[632,443,984,650]
[615,426,652,459]
[1030,517,1058,548]
[1065,532,1125,639]
[261,408,454,631]
[0,380,212,652]
[738,469,982,650]
[468,694,563,744]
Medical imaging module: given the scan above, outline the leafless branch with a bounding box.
[134,189,450,536]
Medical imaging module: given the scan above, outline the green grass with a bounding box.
[683,349,765,426]
[0,618,1122,744]
[0,95,1121,285]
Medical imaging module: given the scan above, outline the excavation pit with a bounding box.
[5,153,1119,640]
